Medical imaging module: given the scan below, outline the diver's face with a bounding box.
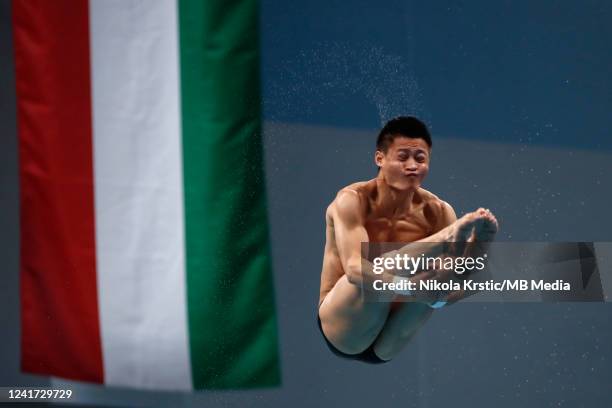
[376,137,430,191]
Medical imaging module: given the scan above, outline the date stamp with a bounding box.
[0,387,73,402]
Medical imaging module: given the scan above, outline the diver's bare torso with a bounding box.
[319,179,455,307]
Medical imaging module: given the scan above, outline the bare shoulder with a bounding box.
[326,181,371,222]
[417,188,457,226]
[417,187,453,210]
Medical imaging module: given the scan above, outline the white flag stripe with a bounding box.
[90,0,191,389]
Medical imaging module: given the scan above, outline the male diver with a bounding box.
[318,116,498,363]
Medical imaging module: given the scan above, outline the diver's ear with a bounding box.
[374,150,384,169]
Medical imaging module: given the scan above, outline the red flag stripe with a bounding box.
[14,0,103,382]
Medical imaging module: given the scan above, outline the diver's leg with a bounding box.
[320,210,498,357]
[370,211,500,360]
[318,275,392,355]
[371,302,433,361]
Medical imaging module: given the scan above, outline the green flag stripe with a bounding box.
[178,0,281,389]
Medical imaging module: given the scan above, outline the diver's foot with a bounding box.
[445,209,485,242]
[442,208,496,256]
[470,208,499,242]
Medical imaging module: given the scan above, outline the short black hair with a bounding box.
[376,116,432,152]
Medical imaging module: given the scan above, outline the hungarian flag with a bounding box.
[14,0,280,390]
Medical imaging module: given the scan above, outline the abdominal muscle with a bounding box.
[318,200,437,307]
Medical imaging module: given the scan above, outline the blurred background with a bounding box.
[2,0,612,406]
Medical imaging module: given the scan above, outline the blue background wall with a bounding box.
[262,0,612,149]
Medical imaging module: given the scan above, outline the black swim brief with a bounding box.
[317,315,388,364]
